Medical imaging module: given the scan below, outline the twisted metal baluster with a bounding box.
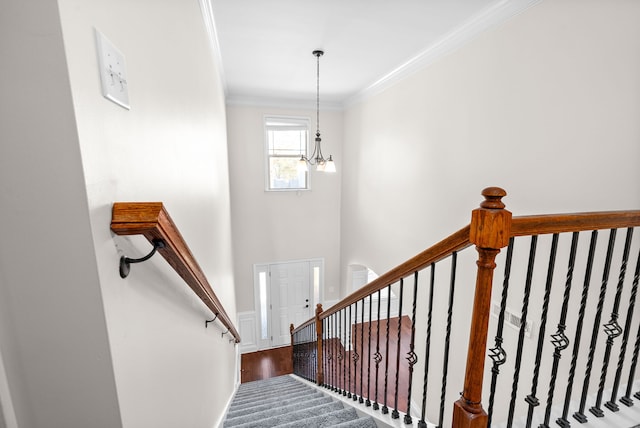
[348,304,353,398]
[575,229,617,422]
[404,271,419,425]
[338,310,344,395]
[622,245,640,405]
[382,284,392,414]
[557,231,598,427]
[540,232,579,428]
[525,234,559,428]
[366,294,373,407]
[602,228,634,412]
[312,323,317,382]
[331,312,340,392]
[352,301,359,401]
[352,300,359,400]
[324,317,330,390]
[608,229,637,407]
[507,237,537,427]
[360,297,365,404]
[392,278,405,419]
[438,252,457,428]
[373,289,382,410]
[488,238,514,427]
[591,229,621,417]
[418,263,435,428]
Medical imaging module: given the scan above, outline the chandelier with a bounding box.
[298,50,336,173]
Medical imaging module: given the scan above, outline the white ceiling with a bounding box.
[209,0,540,108]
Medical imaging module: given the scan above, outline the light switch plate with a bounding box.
[95,29,130,109]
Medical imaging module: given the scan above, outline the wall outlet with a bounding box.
[95,29,130,109]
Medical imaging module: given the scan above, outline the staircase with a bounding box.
[223,375,378,427]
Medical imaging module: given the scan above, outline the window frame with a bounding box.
[264,115,310,192]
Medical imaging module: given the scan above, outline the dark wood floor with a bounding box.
[240,345,293,383]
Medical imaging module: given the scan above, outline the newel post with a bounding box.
[452,187,512,428]
[315,304,324,385]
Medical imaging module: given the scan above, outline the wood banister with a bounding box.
[511,211,640,236]
[319,225,472,320]
[110,202,240,343]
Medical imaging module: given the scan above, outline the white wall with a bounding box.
[340,0,640,424]
[56,0,238,426]
[341,0,640,294]
[0,0,238,427]
[227,105,343,314]
[0,1,122,427]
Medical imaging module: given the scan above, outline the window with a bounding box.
[265,116,309,190]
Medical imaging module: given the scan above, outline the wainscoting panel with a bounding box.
[237,311,258,354]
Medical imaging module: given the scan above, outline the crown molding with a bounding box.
[226,95,344,112]
[344,0,542,108]
[198,0,228,98]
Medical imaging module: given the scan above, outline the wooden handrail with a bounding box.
[318,225,472,322]
[110,202,240,343]
[511,210,640,236]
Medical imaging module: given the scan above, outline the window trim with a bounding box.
[264,115,311,192]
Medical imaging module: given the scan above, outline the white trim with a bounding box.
[197,0,228,98]
[344,0,542,107]
[263,115,311,192]
[253,258,325,350]
[227,95,343,112]
[237,311,259,354]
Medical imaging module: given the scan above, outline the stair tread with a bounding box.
[224,397,336,427]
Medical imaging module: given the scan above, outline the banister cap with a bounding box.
[480,187,507,209]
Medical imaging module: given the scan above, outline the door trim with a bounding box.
[253,258,324,351]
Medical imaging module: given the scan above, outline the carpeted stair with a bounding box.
[224,375,378,428]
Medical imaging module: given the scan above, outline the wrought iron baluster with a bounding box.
[622,245,640,405]
[392,278,405,419]
[590,229,621,417]
[312,324,317,382]
[352,301,358,401]
[324,317,330,389]
[438,252,457,428]
[332,312,340,392]
[382,284,392,414]
[366,294,373,407]
[525,234,558,428]
[360,297,365,404]
[338,309,344,395]
[488,238,514,427]
[540,232,578,428]
[373,289,382,411]
[507,237,538,427]
[602,228,633,412]
[575,229,617,421]
[557,231,598,427]
[418,264,435,428]
[404,271,419,425]
[348,305,352,397]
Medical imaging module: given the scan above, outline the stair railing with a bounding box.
[111,202,240,343]
[291,187,640,427]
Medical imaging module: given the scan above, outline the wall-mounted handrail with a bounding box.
[110,202,240,343]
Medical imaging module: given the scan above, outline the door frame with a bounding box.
[253,258,324,350]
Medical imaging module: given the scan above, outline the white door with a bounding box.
[269,261,312,347]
